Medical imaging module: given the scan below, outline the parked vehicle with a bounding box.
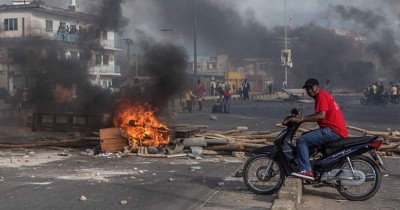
[242,108,384,201]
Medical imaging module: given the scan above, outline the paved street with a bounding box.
[0,95,399,209]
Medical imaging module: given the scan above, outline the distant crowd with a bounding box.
[364,81,399,97]
[181,78,254,114]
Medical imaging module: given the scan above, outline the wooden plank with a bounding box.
[99,127,128,152]
[99,127,123,139]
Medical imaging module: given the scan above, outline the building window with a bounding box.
[4,18,18,31]
[102,30,108,40]
[95,54,102,65]
[45,20,53,32]
[103,55,109,65]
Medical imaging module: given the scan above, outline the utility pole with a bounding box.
[135,53,138,77]
[193,0,198,85]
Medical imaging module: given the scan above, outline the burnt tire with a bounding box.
[242,154,285,195]
[337,156,382,201]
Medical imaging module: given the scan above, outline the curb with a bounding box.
[271,177,302,210]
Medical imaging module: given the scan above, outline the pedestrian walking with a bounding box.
[222,85,232,113]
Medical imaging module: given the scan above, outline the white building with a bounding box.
[0,0,121,94]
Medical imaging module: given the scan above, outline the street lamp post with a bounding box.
[284,0,288,88]
[193,0,198,85]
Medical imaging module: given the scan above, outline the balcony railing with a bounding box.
[89,65,121,75]
[29,28,115,48]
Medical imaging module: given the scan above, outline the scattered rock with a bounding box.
[190,166,201,171]
[79,195,87,202]
[217,181,224,187]
[232,151,245,158]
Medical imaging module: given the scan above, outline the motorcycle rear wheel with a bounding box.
[337,155,382,201]
[391,96,400,104]
[242,154,285,195]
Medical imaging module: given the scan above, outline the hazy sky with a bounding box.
[1,0,400,57]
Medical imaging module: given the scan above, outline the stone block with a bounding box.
[271,199,295,210]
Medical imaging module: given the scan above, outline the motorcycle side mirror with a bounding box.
[298,109,303,116]
[290,108,303,116]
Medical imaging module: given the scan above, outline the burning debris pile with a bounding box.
[113,102,170,148]
[98,118,400,158]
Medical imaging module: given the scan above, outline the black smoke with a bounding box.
[7,39,114,114]
[86,0,128,33]
[116,42,188,111]
[326,5,400,82]
[328,5,387,31]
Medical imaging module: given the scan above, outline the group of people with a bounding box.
[182,80,205,113]
[364,81,399,103]
[183,78,248,114]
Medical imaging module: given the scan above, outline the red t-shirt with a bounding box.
[315,90,348,138]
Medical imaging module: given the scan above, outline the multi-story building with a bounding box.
[0,0,121,95]
[189,54,272,93]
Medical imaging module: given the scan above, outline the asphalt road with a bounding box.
[0,151,243,210]
[0,95,399,210]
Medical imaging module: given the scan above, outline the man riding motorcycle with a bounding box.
[288,78,348,180]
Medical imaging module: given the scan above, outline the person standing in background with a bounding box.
[324,79,332,94]
[197,80,205,111]
[242,79,250,100]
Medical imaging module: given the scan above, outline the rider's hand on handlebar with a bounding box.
[283,117,303,125]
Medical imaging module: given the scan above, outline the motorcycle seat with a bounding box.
[323,136,378,149]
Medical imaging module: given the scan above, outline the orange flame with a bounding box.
[113,102,170,148]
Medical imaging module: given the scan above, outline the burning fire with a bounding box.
[113,102,170,148]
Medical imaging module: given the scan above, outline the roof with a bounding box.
[0,1,96,22]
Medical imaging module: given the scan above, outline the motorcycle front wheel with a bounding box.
[360,97,368,105]
[242,154,285,195]
[337,155,382,201]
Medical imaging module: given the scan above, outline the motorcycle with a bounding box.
[388,94,400,105]
[360,94,388,106]
[242,108,384,201]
